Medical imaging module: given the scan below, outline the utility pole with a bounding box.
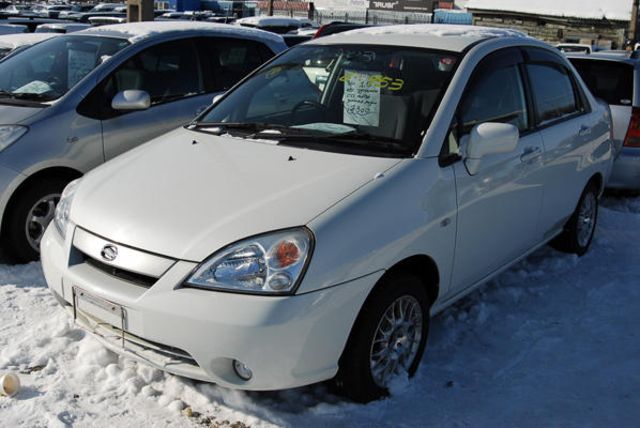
[268,0,274,16]
[631,0,640,45]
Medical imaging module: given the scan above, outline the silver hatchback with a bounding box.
[568,53,640,190]
[0,22,287,261]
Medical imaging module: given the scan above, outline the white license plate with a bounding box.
[73,286,125,329]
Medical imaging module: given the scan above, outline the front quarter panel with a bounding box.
[303,158,457,300]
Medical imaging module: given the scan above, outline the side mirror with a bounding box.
[111,90,150,111]
[464,122,519,175]
[212,93,224,105]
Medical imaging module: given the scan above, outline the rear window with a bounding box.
[569,58,634,106]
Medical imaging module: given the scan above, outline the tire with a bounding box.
[551,182,599,256]
[334,272,430,403]
[3,177,69,263]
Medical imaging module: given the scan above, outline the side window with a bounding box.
[201,38,274,91]
[111,39,203,104]
[526,63,581,124]
[77,39,203,120]
[459,64,529,133]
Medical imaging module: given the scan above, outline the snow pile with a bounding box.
[465,0,632,21]
[0,194,638,426]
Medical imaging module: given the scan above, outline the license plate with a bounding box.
[72,286,125,330]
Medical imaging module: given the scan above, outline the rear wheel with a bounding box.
[334,272,430,403]
[551,182,598,256]
[3,178,68,263]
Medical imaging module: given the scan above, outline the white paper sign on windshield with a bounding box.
[342,70,380,127]
[68,49,96,88]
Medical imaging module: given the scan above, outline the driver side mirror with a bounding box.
[111,90,150,111]
[212,93,224,105]
[464,122,519,175]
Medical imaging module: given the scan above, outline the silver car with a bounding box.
[568,53,640,189]
[0,21,287,262]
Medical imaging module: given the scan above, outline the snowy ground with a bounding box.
[0,194,638,427]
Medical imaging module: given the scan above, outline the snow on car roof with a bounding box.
[77,21,284,45]
[465,0,631,22]
[309,24,529,52]
[0,32,59,49]
[235,16,309,27]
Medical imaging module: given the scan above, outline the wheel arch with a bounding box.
[0,166,83,237]
[587,172,604,197]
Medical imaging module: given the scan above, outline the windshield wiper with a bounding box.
[188,122,289,136]
[251,130,413,156]
[0,90,56,102]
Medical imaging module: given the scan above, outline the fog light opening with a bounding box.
[233,360,253,381]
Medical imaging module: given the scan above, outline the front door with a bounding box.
[448,48,545,294]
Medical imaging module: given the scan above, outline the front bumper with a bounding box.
[608,147,640,189]
[41,225,381,391]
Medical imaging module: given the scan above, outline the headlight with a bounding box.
[185,228,314,295]
[54,179,81,240]
[0,125,28,152]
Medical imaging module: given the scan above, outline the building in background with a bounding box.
[465,0,632,49]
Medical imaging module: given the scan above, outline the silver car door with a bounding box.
[96,38,213,160]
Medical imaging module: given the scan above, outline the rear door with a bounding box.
[523,48,594,235]
[569,57,634,154]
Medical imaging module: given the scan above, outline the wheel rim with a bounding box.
[25,193,60,252]
[369,295,423,388]
[577,191,596,248]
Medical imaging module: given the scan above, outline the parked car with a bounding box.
[35,22,91,34]
[0,23,26,34]
[568,53,640,189]
[312,21,371,38]
[58,4,95,20]
[41,25,614,402]
[0,21,287,261]
[236,16,317,35]
[0,32,58,60]
[556,43,594,54]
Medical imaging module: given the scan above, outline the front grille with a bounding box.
[82,253,157,288]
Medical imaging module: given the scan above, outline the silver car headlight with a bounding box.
[0,125,28,152]
[54,179,81,240]
[185,228,314,295]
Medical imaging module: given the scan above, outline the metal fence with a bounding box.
[255,8,433,25]
[314,9,433,25]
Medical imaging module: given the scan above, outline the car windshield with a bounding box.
[0,35,129,103]
[197,45,459,157]
[0,47,11,60]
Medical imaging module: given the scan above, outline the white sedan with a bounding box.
[41,25,614,402]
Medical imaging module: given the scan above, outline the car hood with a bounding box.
[0,103,45,123]
[71,129,402,261]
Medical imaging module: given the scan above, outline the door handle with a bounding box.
[578,124,591,136]
[520,147,542,163]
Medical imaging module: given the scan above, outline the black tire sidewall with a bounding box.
[3,178,68,263]
[568,184,599,256]
[336,272,430,403]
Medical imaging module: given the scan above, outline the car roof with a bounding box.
[0,32,58,49]
[235,16,308,27]
[75,21,285,46]
[306,24,530,52]
[566,52,639,66]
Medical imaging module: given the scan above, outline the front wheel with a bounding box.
[3,178,68,263]
[551,182,599,256]
[334,272,430,403]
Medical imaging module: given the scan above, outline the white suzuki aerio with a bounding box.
[41,25,613,402]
